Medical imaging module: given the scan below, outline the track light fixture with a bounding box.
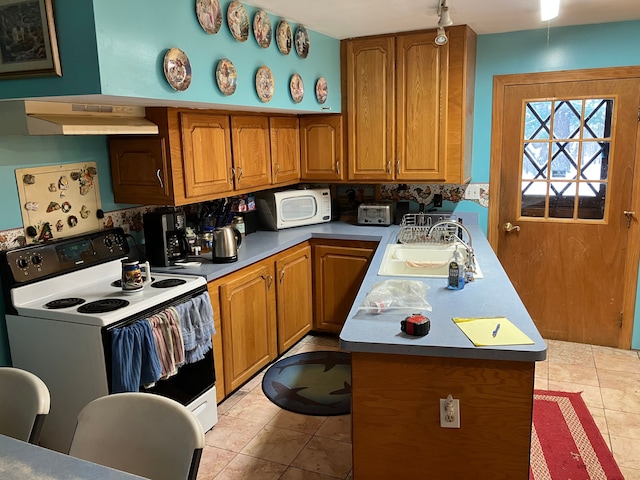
[435,0,452,46]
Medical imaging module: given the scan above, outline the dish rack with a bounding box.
[397,213,458,244]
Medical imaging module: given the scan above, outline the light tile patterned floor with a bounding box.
[198,335,640,479]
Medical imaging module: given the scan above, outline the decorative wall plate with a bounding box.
[253,10,272,48]
[256,66,274,103]
[294,25,310,58]
[196,0,222,34]
[276,20,292,55]
[315,77,328,104]
[163,48,192,91]
[289,73,304,103]
[215,58,237,96]
[227,1,249,42]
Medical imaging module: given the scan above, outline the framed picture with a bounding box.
[0,0,61,79]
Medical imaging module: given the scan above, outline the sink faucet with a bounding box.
[428,219,477,281]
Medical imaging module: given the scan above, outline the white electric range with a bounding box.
[0,228,218,453]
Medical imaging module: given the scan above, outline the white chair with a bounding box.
[69,393,205,480]
[0,367,50,444]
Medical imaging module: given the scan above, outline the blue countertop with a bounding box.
[0,434,146,480]
[155,220,547,362]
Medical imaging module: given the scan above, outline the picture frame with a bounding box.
[0,0,61,79]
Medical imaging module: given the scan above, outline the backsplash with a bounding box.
[0,183,489,251]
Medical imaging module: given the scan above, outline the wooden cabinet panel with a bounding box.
[346,37,395,181]
[206,283,226,403]
[275,244,313,353]
[312,240,377,333]
[343,25,476,184]
[396,32,447,182]
[109,136,173,205]
[180,112,233,197]
[231,115,272,190]
[300,115,345,181]
[219,261,277,392]
[270,116,300,184]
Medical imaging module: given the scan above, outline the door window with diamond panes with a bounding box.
[520,98,613,220]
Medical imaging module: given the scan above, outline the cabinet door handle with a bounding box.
[274,163,279,180]
[156,168,163,189]
[230,167,235,185]
[386,160,391,174]
[396,160,400,176]
[262,274,273,289]
[237,167,243,182]
[336,160,340,176]
[279,270,285,283]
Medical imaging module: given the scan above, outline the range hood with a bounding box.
[0,100,159,135]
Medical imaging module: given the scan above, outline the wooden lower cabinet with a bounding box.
[207,243,313,398]
[207,283,226,403]
[216,260,278,393]
[312,239,377,333]
[275,244,313,353]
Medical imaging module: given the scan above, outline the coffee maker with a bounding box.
[143,208,190,266]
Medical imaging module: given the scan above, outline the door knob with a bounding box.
[503,222,520,232]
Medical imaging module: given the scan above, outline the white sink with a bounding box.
[377,243,483,278]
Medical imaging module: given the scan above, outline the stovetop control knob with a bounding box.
[104,237,113,249]
[31,254,43,266]
[16,257,29,269]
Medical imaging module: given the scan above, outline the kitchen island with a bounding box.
[340,223,546,480]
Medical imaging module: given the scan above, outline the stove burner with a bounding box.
[151,279,187,288]
[78,299,129,314]
[111,278,154,288]
[45,298,86,309]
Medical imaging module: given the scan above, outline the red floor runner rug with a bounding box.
[530,390,624,480]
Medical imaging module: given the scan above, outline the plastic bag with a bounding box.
[359,279,431,314]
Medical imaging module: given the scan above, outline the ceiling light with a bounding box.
[434,27,448,46]
[541,0,559,21]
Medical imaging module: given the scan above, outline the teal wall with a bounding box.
[0,0,341,113]
[469,20,640,349]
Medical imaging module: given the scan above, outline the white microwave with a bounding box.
[255,188,332,230]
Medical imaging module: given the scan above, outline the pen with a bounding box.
[492,323,501,338]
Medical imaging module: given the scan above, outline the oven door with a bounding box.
[101,287,217,421]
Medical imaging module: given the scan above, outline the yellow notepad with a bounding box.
[452,317,535,346]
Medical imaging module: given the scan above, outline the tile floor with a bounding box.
[197,335,640,480]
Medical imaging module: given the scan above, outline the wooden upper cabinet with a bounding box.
[180,112,233,197]
[109,135,174,205]
[343,25,476,184]
[346,36,395,181]
[270,116,300,185]
[231,115,272,190]
[300,114,345,181]
[396,31,447,182]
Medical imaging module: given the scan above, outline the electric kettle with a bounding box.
[211,225,242,263]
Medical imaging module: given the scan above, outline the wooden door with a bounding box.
[231,115,272,190]
[275,244,312,353]
[299,115,345,181]
[269,116,300,185]
[109,136,173,204]
[396,31,448,182]
[345,37,395,181]
[180,112,233,197]
[219,261,277,392]
[491,72,640,347]
[312,240,377,333]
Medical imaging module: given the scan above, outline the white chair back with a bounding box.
[69,392,205,480]
[0,367,50,444]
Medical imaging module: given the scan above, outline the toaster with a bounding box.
[357,203,394,226]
